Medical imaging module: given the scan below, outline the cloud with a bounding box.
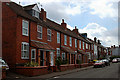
[89,0,118,18]
[11,0,118,21]
[79,23,118,47]
[67,24,74,30]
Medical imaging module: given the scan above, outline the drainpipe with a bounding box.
[60,32,61,50]
[29,21,31,61]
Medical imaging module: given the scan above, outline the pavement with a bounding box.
[52,62,120,78]
[6,65,93,79]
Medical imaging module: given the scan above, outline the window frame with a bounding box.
[75,39,77,48]
[86,43,88,49]
[22,20,29,36]
[79,40,81,49]
[56,48,60,58]
[21,42,29,59]
[47,29,52,41]
[62,52,65,60]
[37,25,42,39]
[83,42,85,49]
[69,37,72,47]
[57,32,60,43]
[31,49,36,61]
[64,35,67,45]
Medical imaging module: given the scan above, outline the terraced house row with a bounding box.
[2,2,108,76]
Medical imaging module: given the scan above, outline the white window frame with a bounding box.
[56,48,60,58]
[32,10,39,19]
[47,29,51,41]
[86,43,88,49]
[21,42,29,59]
[22,20,29,36]
[62,52,65,60]
[75,39,77,48]
[64,35,67,45]
[79,40,81,49]
[57,32,60,43]
[37,25,42,39]
[69,37,72,47]
[31,49,36,61]
[83,42,84,49]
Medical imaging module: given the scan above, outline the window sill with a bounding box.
[37,37,42,40]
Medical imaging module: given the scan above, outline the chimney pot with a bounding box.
[75,26,77,29]
[62,19,64,23]
[94,37,97,42]
[114,45,115,48]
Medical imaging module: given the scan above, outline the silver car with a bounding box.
[0,58,9,70]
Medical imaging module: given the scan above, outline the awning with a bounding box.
[77,49,86,55]
[31,41,55,51]
[61,46,76,54]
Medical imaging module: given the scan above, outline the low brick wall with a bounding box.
[2,69,6,80]
[15,66,49,76]
[15,63,94,76]
[80,63,88,68]
[60,64,76,71]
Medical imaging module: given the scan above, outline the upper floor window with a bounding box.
[21,42,29,59]
[79,40,81,49]
[75,39,77,48]
[86,43,88,49]
[22,20,29,36]
[37,25,42,39]
[57,32,60,43]
[56,48,60,58]
[32,10,39,19]
[92,44,93,50]
[47,29,51,41]
[83,42,85,49]
[69,37,72,47]
[64,35,67,45]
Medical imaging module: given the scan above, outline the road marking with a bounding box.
[53,76,59,78]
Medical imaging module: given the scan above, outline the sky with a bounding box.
[10,0,119,47]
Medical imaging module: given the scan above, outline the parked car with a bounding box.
[101,59,110,66]
[116,58,120,62]
[93,60,105,68]
[0,58,9,70]
[112,58,118,63]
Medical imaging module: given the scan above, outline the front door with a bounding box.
[46,51,50,66]
[50,52,54,66]
[40,50,44,66]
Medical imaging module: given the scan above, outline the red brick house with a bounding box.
[2,2,94,75]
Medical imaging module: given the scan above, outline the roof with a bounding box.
[31,41,55,51]
[6,2,90,43]
[77,49,86,55]
[61,46,76,54]
[23,4,36,10]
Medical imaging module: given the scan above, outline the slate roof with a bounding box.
[6,2,90,43]
[31,41,55,51]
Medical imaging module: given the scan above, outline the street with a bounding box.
[52,63,120,78]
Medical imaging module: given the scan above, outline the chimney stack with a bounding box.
[111,46,113,48]
[40,8,46,21]
[94,37,97,43]
[61,19,67,29]
[114,45,115,48]
[98,40,101,44]
[72,26,79,34]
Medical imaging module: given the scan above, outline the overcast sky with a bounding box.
[11,0,119,47]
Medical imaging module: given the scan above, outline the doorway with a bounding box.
[40,50,44,66]
[50,52,54,66]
